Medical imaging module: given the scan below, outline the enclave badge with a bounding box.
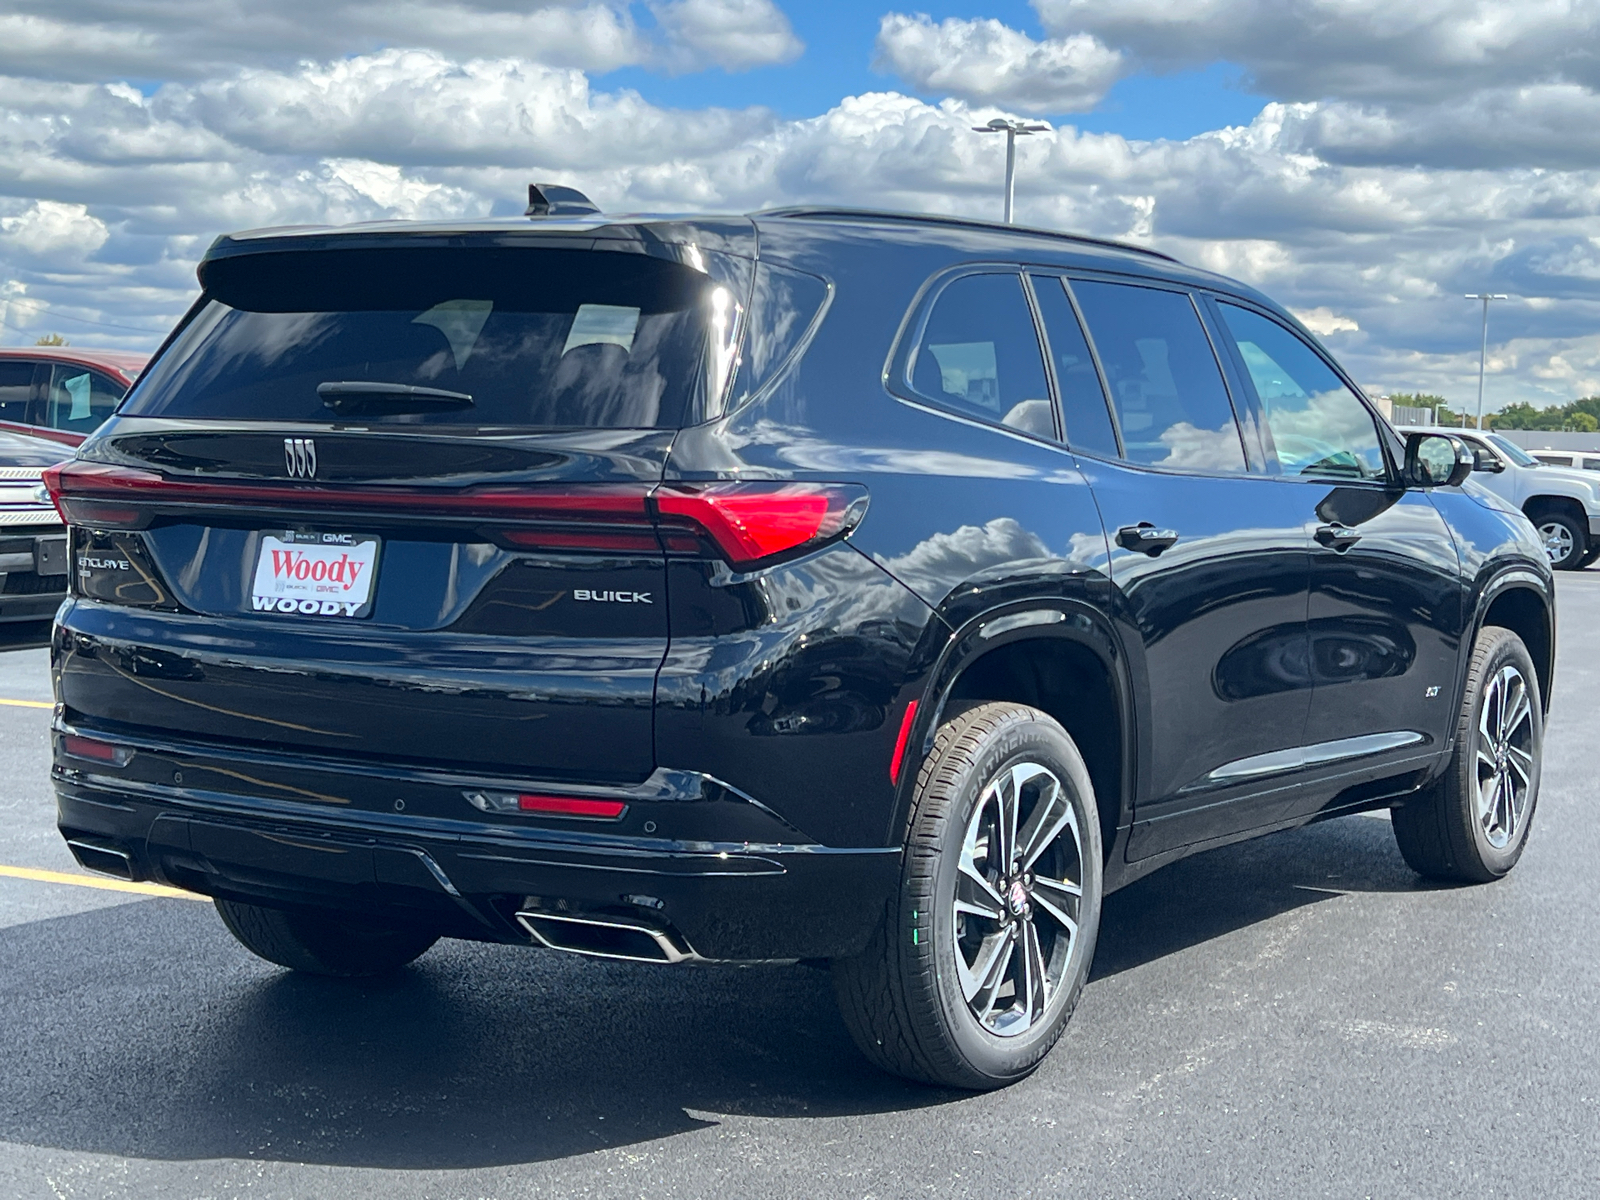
[284,437,317,479]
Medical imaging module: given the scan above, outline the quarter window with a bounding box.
[910,273,1054,437]
[1218,304,1386,482]
[1070,280,1246,473]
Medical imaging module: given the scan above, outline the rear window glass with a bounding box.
[125,248,728,429]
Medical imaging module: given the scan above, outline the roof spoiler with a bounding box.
[526,183,601,217]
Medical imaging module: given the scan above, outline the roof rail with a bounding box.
[753,206,1177,263]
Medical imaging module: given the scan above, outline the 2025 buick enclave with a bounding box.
[45,187,1554,1090]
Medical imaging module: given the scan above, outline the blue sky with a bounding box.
[605,1,1264,139]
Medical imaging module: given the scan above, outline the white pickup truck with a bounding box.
[1398,426,1600,569]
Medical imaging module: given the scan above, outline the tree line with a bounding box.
[1387,393,1600,432]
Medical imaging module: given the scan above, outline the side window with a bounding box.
[0,361,37,424]
[1070,280,1246,472]
[44,365,126,435]
[1029,275,1119,458]
[725,261,829,414]
[910,272,1054,437]
[1217,304,1387,482]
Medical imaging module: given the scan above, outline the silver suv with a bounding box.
[1397,426,1600,569]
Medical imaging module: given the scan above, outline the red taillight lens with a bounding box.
[654,482,868,569]
[517,794,627,819]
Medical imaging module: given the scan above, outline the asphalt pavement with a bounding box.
[1,580,1597,1200]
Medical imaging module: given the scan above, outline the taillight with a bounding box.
[41,460,657,540]
[653,482,868,569]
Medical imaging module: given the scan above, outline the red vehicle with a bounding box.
[0,347,149,446]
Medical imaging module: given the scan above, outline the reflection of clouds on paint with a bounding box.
[1151,421,1249,472]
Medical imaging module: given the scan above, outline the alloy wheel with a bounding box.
[1475,664,1536,850]
[953,760,1084,1037]
[1537,520,1574,564]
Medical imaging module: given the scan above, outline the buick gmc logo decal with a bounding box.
[284,437,317,479]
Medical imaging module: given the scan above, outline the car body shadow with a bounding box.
[1092,808,1434,980]
[0,619,51,652]
[0,811,1433,1170]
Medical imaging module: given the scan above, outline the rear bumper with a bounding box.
[52,722,899,961]
[0,527,66,623]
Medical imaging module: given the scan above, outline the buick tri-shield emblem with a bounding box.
[284,437,317,479]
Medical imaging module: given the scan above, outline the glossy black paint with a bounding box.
[51,210,1555,961]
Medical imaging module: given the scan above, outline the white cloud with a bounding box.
[1292,307,1360,336]
[0,0,792,83]
[0,201,110,265]
[651,0,804,73]
[1032,0,1600,105]
[873,13,1124,112]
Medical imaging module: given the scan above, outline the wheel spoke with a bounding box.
[1017,774,1077,872]
[971,930,1016,1020]
[997,767,1023,870]
[955,867,1006,922]
[1479,674,1502,752]
[1505,742,1534,788]
[1031,875,1080,941]
[1503,679,1531,744]
[1021,919,1049,1026]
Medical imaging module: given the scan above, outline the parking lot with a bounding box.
[0,580,1596,1200]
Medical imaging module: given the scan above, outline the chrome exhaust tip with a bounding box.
[515,909,701,964]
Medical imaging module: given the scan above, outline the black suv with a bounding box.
[46,194,1554,1090]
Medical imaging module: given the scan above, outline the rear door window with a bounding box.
[1217,303,1387,482]
[124,247,736,429]
[1029,275,1119,458]
[44,365,125,435]
[908,272,1054,438]
[1070,280,1247,473]
[0,361,37,425]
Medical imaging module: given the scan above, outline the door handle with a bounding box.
[1315,522,1362,551]
[1116,523,1180,556]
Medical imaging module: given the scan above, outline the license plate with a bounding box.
[34,535,67,576]
[250,532,380,619]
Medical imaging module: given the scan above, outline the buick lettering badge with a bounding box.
[284,437,317,479]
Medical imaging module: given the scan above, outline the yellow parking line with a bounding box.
[0,698,51,709]
[0,863,207,901]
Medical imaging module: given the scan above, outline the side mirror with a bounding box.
[1404,432,1474,488]
[1473,450,1505,473]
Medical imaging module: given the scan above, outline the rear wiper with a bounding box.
[317,381,474,415]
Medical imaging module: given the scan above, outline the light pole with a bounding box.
[1465,293,1508,429]
[972,117,1049,223]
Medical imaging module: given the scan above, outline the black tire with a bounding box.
[1392,627,1543,883]
[832,702,1103,1090]
[215,898,439,976]
[1531,509,1587,570]
[1578,546,1600,569]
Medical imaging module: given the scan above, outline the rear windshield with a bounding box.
[124,247,726,429]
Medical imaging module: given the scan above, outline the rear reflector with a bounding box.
[518,794,628,818]
[654,482,868,569]
[464,789,627,820]
[61,734,133,767]
[889,699,919,784]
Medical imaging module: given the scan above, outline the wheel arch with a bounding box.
[1474,573,1555,712]
[888,602,1134,865]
